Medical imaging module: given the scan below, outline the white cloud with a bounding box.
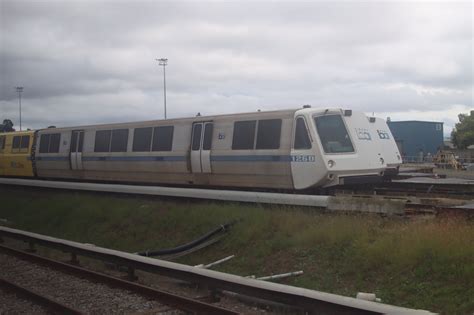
[0,0,472,134]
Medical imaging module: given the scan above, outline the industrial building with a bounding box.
[387,120,444,162]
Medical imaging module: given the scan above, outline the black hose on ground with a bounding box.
[136,221,236,257]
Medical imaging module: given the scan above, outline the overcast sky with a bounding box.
[0,0,472,136]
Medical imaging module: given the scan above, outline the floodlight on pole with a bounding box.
[15,87,24,131]
[156,58,168,119]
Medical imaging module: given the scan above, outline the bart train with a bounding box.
[0,107,401,190]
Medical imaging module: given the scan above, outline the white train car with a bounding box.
[366,116,402,177]
[34,107,391,190]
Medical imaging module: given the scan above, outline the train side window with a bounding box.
[20,135,30,150]
[203,124,213,150]
[133,127,152,152]
[39,134,51,153]
[94,130,112,152]
[70,132,78,153]
[110,129,129,152]
[49,134,61,153]
[191,124,202,151]
[78,132,84,153]
[294,117,312,150]
[232,120,256,150]
[256,119,281,150]
[0,136,5,151]
[12,136,21,153]
[152,126,174,151]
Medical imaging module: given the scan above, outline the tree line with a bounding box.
[451,111,474,149]
[0,119,15,132]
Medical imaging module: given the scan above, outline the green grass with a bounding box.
[1,187,473,314]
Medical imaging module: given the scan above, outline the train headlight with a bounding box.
[380,157,385,164]
[328,160,335,168]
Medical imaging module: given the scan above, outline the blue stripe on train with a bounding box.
[36,156,185,162]
[36,155,292,162]
[82,156,186,162]
[36,156,69,161]
[211,155,291,162]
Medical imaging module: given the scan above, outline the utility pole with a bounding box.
[15,87,24,131]
[156,58,168,119]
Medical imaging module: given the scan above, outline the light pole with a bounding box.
[156,58,168,119]
[15,87,24,131]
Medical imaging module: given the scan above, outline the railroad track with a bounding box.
[374,186,473,198]
[0,277,82,315]
[332,192,473,217]
[0,245,238,315]
[335,180,474,199]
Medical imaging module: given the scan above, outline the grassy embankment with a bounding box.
[1,187,473,314]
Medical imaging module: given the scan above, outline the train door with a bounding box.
[290,116,323,189]
[70,130,84,170]
[190,122,213,173]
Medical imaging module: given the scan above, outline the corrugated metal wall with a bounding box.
[387,121,444,161]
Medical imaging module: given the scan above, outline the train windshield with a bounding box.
[314,115,354,153]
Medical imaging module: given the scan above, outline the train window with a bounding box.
[94,130,112,152]
[12,136,21,152]
[49,134,61,153]
[39,134,50,153]
[314,115,354,153]
[20,135,30,149]
[294,117,312,150]
[203,124,213,150]
[256,119,281,150]
[78,132,84,153]
[0,136,5,150]
[152,126,174,151]
[70,131,85,153]
[133,127,152,152]
[191,124,202,151]
[110,129,129,152]
[38,133,61,153]
[232,120,256,150]
[70,132,78,153]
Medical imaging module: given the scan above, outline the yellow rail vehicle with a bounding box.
[0,131,35,177]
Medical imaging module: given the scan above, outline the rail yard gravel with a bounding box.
[0,253,183,314]
[0,287,49,315]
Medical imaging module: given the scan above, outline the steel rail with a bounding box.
[0,277,83,315]
[0,245,238,315]
[374,186,474,197]
[0,226,434,314]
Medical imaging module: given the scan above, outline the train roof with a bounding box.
[387,120,444,124]
[0,130,35,136]
[35,108,302,132]
[25,106,353,133]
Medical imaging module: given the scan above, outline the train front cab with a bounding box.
[290,108,386,189]
[368,117,401,178]
[0,131,35,177]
